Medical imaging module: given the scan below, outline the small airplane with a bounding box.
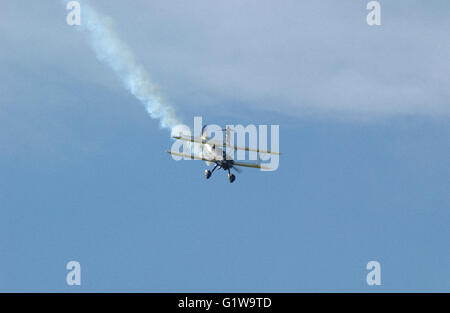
[167,125,280,183]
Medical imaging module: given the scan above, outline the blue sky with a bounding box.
[0,1,449,291]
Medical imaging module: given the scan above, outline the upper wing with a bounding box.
[167,150,216,162]
[233,161,272,170]
[227,144,280,156]
[173,136,280,155]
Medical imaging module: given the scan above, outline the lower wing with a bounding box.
[167,151,272,170]
[233,161,272,170]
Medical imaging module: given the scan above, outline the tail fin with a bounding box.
[202,125,231,145]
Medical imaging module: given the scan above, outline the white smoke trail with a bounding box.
[69,1,180,131]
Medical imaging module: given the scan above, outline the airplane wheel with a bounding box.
[228,174,235,183]
[205,170,212,179]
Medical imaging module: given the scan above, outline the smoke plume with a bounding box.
[68,1,181,131]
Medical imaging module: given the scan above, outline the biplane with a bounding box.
[167,125,280,183]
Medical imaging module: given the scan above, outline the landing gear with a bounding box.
[227,168,235,183]
[205,163,236,183]
[205,164,218,179]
